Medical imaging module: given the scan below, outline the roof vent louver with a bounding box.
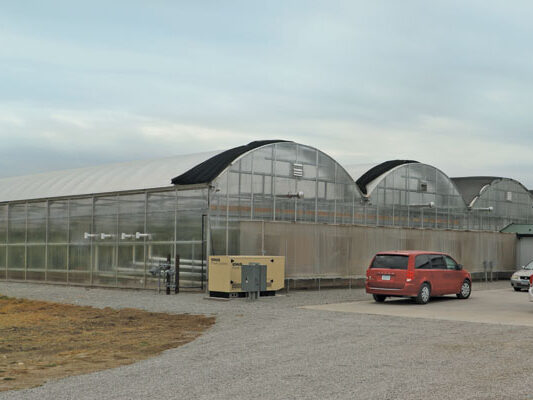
[292,163,303,178]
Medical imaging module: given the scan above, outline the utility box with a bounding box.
[241,263,267,293]
[208,256,285,298]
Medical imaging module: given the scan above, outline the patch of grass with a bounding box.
[44,363,56,368]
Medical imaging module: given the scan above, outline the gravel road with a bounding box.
[1,280,532,400]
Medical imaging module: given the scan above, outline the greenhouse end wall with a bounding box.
[0,187,208,288]
[238,221,517,279]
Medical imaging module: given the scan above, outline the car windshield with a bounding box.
[524,261,533,270]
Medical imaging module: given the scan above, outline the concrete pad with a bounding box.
[302,288,533,327]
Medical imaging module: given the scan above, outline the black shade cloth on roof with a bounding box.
[356,160,419,194]
[171,140,290,185]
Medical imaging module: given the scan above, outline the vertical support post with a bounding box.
[143,191,148,288]
[315,149,319,224]
[90,197,95,286]
[45,200,49,281]
[261,220,265,255]
[173,188,178,282]
[66,199,70,284]
[175,254,180,294]
[165,254,171,295]
[205,185,211,293]
[5,204,9,279]
[24,202,28,281]
[333,163,337,225]
[115,194,119,287]
[273,143,277,222]
[251,151,255,221]
[201,213,205,291]
[225,171,229,255]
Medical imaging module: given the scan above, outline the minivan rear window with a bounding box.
[371,255,409,270]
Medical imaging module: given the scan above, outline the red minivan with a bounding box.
[365,251,471,304]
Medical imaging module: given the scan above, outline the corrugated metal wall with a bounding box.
[516,237,533,268]
[239,221,517,278]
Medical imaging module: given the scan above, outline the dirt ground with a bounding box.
[0,294,215,392]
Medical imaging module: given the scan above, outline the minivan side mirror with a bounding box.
[456,264,463,270]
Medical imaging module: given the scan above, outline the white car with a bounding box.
[510,261,533,291]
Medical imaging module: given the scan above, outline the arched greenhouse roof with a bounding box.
[354,160,419,195]
[171,140,287,185]
[0,151,221,203]
[0,140,297,203]
[450,176,532,207]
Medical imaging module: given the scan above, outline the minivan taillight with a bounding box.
[530,275,533,286]
[406,269,414,281]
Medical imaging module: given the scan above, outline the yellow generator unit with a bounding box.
[208,256,285,298]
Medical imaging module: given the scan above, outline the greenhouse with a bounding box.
[1,140,533,289]
[0,140,359,288]
[346,160,468,229]
[451,177,533,231]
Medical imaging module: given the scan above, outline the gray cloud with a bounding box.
[1,1,533,187]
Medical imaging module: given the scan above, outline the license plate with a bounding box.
[381,275,391,280]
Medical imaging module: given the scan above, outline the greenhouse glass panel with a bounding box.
[252,147,273,175]
[176,211,204,241]
[68,244,91,284]
[93,244,116,286]
[8,204,26,244]
[117,193,146,287]
[240,153,252,173]
[27,245,45,281]
[47,244,68,282]
[0,246,5,280]
[48,245,67,271]
[27,202,46,243]
[7,245,25,280]
[239,173,252,196]
[94,197,118,238]
[118,194,145,236]
[0,205,7,243]
[69,198,93,244]
[147,191,176,242]
[117,244,145,288]
[49,201,69,243]
[276,142,297,162]
[178,189,207,210]
[298,145,317,166]
[318,154,336,181]
[146,243,174,289]
[93,197,118,286]
[275,160,291,177]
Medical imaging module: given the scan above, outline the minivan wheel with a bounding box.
[513,287,522,292]
[456,280,471,299]
[415,283,431,304]
[373,294,386,303]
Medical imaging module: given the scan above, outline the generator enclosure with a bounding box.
[208,256,285,298]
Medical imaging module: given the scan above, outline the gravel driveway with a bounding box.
[1,280,532,400]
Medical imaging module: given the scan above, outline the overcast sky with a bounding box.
[1,1,533,186]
